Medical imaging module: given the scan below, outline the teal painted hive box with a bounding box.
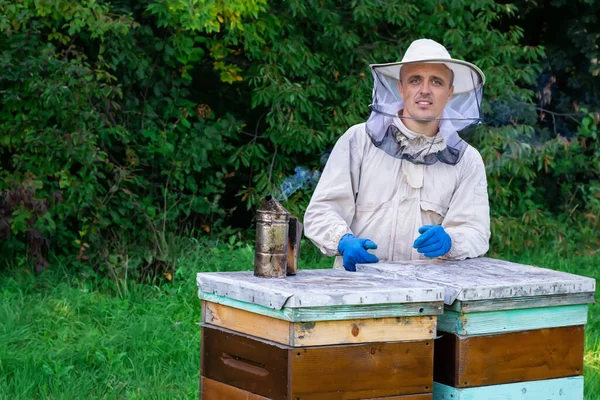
[358,257,596,400]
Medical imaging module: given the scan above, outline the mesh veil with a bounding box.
[365,62,484,165]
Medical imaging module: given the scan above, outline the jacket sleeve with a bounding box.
[303,126,363,256]
[443,147,491,260]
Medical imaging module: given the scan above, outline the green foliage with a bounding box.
[0,0,598,274]
[1,1,130,267]
[474,0,600,254]
[0,0,256,274]
[230,0,547,216]
[475,101,600,255]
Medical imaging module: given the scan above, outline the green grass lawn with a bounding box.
[0,239,598,399]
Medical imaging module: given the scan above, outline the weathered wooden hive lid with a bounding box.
[197,268,444,310]
[358,257,596,305]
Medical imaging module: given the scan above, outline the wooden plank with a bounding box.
[358,258,596,305]
[202,325,434,399]
[289,301,444,320]
[201,292,443,322]
[290,340,433,398]
[432,376,584,400]
[200,378,432,400]
[200,293,297,321]
[201,377,269,400]
[291,315,436,346]
[203,302,291,345]
[200,379,433,400]
[202,325,289,399]
[204,302,436,346]
[437,304,588,335]
[447,292,595,313]
[197,269,444,309]
[434,325,584,387]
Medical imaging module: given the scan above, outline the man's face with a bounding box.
[397,63,454,122]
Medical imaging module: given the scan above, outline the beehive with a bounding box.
[359,257,596,400]
[197,269,445,399]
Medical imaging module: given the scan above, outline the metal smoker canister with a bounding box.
[254,195,290,278]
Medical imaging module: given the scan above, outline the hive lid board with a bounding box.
[357,257,596,305]
[197,268,444,310]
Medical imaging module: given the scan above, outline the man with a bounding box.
[303,39,490,271]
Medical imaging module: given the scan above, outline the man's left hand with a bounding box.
[413,225,451,258]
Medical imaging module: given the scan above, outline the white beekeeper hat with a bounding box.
[371,39,485,94]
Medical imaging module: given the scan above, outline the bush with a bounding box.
[0,0,597,276]
[0,0,253,274]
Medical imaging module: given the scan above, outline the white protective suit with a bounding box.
[303,118,490,268]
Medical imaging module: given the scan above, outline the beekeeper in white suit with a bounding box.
[304,38,491,271]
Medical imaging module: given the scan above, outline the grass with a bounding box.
[0,238,598,399]
[0,265,200,399]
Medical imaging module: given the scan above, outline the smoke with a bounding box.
[319,148,332,166]
[276,166,321,201]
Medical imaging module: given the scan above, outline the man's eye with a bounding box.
[433,80,443,85]
[410,78,420,83]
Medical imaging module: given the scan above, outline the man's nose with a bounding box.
[420,81,431,94]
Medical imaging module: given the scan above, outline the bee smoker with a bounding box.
[254,196,303,278]
[254,196,290,278]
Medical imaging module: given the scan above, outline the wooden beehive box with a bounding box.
[358,257,596,400]
[197,269,445,399]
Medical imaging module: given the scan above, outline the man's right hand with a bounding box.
[337,234,379,272]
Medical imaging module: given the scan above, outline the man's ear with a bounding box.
[447,84,454,100]
[397,81,404,98]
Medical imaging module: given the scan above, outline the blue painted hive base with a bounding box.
[432,376,584,400]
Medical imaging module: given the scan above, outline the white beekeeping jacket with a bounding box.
[303,121,490,268]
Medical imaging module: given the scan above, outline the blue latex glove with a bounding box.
[413,225,452,258]
[337,233,379,272]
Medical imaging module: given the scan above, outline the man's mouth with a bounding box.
[416,100,433,109]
